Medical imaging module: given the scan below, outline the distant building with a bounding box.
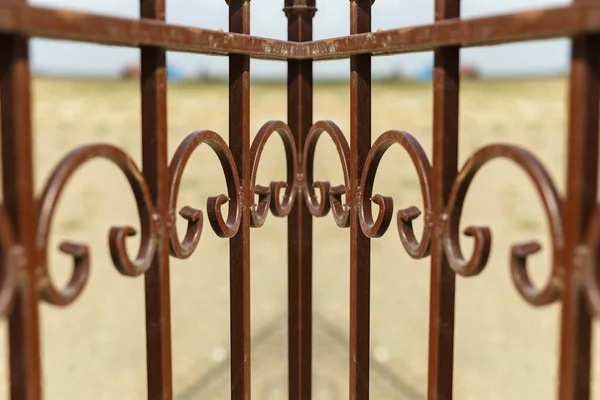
[415,66,434,81]
[120,64,140,79]
[167,65,184,81]
[460,63,480,79]
[120,63,184,81]
[414,63,480,81]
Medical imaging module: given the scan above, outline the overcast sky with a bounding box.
[30,0,571,79]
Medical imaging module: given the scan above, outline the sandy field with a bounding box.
[0,77,599,399]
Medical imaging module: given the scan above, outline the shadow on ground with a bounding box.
[176,313,424,400]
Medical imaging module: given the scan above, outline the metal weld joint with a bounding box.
[283,0,317,17]
[295,172,306,192]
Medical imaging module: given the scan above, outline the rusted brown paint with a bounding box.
[441,145,565,305]
[286,2,315,398]
[427,2,460,399]
[139,1,173,398]
[36,145,158,306]
[302,121,351,228]
[349,1,371,399]
[558,0,600,398]
[358,130,432,258]
[0,207,16,317]
[4,3,600,60]
[284,0,317,18]
[2,0,600,399]
[304,3,600,60]
[0,0,43,398]
[249,120,298,228]
[228,1,252,399]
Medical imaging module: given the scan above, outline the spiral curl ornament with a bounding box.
[358,130,433,259]
[302,121,351,228]
[36,145,158,306]
[0,206,16,316]
[442,144,564,306]
[582,207,600,316]
[249,120,297,228]
[168,130,242,259]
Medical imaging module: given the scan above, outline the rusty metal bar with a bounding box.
[285,0,315,399]
[349,1,371,399]
[558,0,600,398]
[228,1,251,399]
[0,1,42,399]
[0,2,289,59]
[304,3,600,60]
[4,3,600,59]
[427,1,460,399]
[140,1,173,399]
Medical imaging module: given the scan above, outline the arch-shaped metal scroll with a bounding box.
[0,206,16,316]
[442,144,564,306]
[249,120,297,228]
[168,130,242,259]
[359,130,433,259]
[582,207,600,316]
[36,144,158,306]
[303,120,351,228]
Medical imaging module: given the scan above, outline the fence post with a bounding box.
[284,1,316,399]
[0,0,43,398]
[140,1,173,399]
[428,1,460,400]
[228,1,252,399]
[559,0,600,399]
[349,1,372,399]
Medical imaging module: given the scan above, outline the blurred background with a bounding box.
[1,0,600,399]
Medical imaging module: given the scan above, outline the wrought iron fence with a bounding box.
[0,0,599,399]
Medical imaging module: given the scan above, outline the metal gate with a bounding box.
[1,0,600,399]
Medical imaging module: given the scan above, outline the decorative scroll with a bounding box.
[358,130,432,259]
[36,145,158,306]
[168,130,242,259]
[583,208,600,315]
[0,206,16,316]
[24,120,300,306]
[0,118,593,312]
[249,120,298,228]
[168,120,297,258]
[304,119,567,307]
[302,120,351,228]
[441,144,564,306]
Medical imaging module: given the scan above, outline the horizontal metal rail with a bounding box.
[0,3,291,60]
[1,2,600,60]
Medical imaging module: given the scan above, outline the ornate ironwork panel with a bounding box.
[0,0,599,399]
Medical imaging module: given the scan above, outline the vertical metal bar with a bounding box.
[285,1,315,399]
[349,1,371,399]
[558,0,600,398]
[140,1,172,399]
[0,1,42,398]
[228,1,251,399]
[428,1,460,400]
